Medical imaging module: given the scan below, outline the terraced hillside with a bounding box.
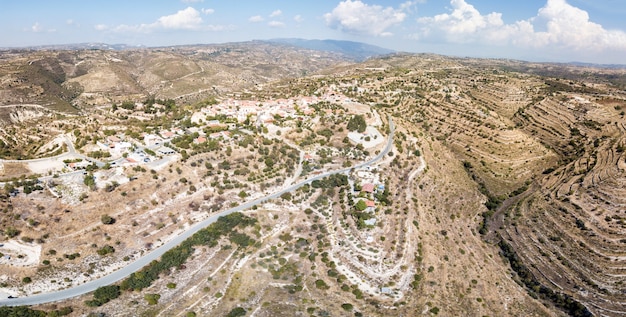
[363,56,626,316]
[278,54,625,316]
[0,42,350,111]
[2,48,626,316]
[504,91,626,316]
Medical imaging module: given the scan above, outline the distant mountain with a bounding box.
[0,43,143,51]
[567,61,626,69]
[265,38,395,61]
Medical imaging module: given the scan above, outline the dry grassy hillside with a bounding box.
[1,49,626,317]
[0,42,350,111]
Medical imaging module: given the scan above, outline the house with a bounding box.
[365,200,376,212]
[206,119,221,127]
[209,131,231,140]
[123,157,138,165]
[143,134,163,147]
[380,287,392,295]
[194,136,207,144]
[68,161,91,170]
[160,130,175,139]
[362,183,375,193]
[190,111,206,124]
[364,218,377,226]
[157,146,176,155]
[114,141,132,152]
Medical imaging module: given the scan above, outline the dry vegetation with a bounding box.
[0,45,626,316]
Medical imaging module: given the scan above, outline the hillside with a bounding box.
[0,41,353,112]
[0,46,625,316]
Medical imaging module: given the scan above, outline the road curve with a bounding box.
[0,116,394,307]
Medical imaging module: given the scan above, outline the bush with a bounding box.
[119,213,256,292]
[226,307,246,317]
[101,215,115,225]
[315,279,329,290]
[144,293,161,305]
[97,245,115,256]
[5,227,20,238]
[347,115,367,133]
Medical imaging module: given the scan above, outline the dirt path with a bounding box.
[0,240,41,267]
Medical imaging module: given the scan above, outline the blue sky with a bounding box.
[2,0,626,64]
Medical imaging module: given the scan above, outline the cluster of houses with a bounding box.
[352,165,386,231]
[190,97,316,126]
[64,89,369,172]
[190,88,360,127]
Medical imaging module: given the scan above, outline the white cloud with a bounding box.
[294,15,304,23]
[268,21,285,28]
[155,7,203,30]
[249,15,264,23]
[324,0,410,37]
[28,22,55,33]
[530,0,626,50]
[270,10,282,18]
[31,22,43,33]
[95,7,230,33]
[201,8,214,15]
[415,0,626,52]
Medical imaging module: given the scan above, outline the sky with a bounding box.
[2,0,626,64]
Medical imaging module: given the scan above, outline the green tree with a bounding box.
[97,245,115,256]
[84,173,96,190]
[355,199,367,211]
[347,115,367,133]
[226,307,247,317]
[5,227,20,238]
[101,214,116,225]
[144,293,161,305]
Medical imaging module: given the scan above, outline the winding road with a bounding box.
[0,117,395,307]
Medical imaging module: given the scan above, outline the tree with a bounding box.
[144,293,161,305]
[226,307,247,317]
[101,214,115,225]
[97,245,115,256]
[5,227,20,238]
[84,173,96,190]
[93,285,120,303]
[355,199,367,211]
[347,115,367,133]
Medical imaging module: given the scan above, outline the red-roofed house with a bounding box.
[361,183,375,193]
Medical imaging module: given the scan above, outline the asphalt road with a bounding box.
[0,117,394,307]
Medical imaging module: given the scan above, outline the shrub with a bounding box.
[144,293,161,305]
[226,307,246,317]
[101,214,115,225]
[97,245,115,256]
